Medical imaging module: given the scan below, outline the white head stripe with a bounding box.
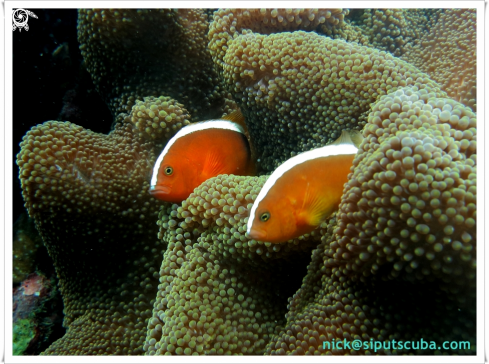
[246,143,358,234]
[150,120,245,187]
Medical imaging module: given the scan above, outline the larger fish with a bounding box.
[150,111,255,203]
[246,130,362,243]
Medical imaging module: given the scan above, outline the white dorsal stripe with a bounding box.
[246,143,358,234]
[150,120,245,187]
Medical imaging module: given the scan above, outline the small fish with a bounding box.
[246,130,363,244]
[150,110,255,203]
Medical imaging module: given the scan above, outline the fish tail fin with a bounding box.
[331,130,364,148]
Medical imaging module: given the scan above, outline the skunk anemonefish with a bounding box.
[149,110,255,203]
[246,130,363,244]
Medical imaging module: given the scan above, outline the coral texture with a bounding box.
[13,214,44,283]
[218,29,446,171]
[354,9,433,57]
[16,8,477,357]
[129,96,191,141]
[265,87,476,355]
[328,87,476,284]
[208,8,349,70]
[78,9,230,119]
[144,175,322,355]
[402,9,476,111]
[326,9,476,111]
[16,97,190,354]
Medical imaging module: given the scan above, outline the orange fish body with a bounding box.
[150,112,254,203]
[247,130,362,244]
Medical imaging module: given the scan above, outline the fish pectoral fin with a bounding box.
[203,149,226,177]
[301,182,333,227]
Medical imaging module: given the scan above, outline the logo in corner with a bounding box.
[13,9,38,32]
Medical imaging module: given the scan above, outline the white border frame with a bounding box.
[2,2,485,363]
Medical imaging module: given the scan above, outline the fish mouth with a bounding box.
[149,185,171,199]
[247,228,268,241]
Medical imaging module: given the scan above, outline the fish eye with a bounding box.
[164,166,173,175]
[260,212,270,222]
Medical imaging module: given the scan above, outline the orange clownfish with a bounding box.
[246,130,363,244]
[149,110,255,203]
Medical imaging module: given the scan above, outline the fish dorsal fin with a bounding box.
[222,109,245,124]
[222,109,248,133]
[348,130,364,148]
[300,181,333,227]
[203,149,226,178]
[223,109,260,172]
[331,130,364,148]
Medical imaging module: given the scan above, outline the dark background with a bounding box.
[13,9,113,222]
